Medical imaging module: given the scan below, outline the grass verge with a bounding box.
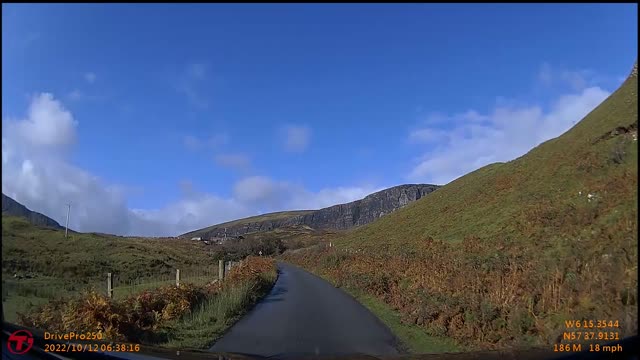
[159,268,277,349]
[342,286,462,354]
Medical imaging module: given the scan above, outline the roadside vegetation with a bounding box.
[1,215,223,322]
[17,256,277,349]
[160,257,277,349]
[283,70,638,350]
[340,284,461,353]
[1,215,305,322]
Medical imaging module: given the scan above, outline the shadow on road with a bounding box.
[261,286,288,304]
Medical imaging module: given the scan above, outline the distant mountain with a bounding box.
[182,184,440,239]
[2,194,63,229]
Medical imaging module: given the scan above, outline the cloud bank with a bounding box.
[2,95,374,236]
[407,65,611,185]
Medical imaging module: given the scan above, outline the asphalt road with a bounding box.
[209,262,402,358]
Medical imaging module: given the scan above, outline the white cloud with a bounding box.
[129,195,250,237]
[537,62,595,91]
[408,86,610,185]
[7,93,77,149]
[289,185,382,210]
[408,128,450,144]
[214,153,251,171]
[233,176,380,211]
[2,94,376,236]
[233,176,284,207]
[283,125,311,153]
[560,70,589,92]
[84,72,97,84]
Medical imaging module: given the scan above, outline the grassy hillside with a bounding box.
[181,210,314,237]
[2,216,221,281]
[339,69,637,252]
[2,215,223,322]
[284,66,638,350]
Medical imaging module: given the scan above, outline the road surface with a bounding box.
[209,262,402,358]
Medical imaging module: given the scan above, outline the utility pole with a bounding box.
[65,203,71,238]
[224,227,227,241]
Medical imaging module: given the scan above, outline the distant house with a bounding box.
[191,237,202,241]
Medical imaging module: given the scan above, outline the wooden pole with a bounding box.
[176,269,180,287]
[107,273,113,298]
[218,260,224,281]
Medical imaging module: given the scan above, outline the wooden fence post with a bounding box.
[107,273,113,298]
[176,269,180,287]
[218,260,224,281]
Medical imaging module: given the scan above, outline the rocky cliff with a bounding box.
[2,194,63,229]
[183,184,440,239]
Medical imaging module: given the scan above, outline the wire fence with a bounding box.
[1,261,242,323]
[111,267,218,299]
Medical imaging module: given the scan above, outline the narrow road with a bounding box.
[209,262,402,358]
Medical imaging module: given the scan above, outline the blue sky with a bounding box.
[2,4,637,236]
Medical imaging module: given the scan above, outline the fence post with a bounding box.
[107,273,113,298]
[176,269,180,287]
[218,260,224,281]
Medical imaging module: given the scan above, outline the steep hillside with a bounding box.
[183,184,439,239]
[284,61,638,349]
[339,63,638,252]
[2,194,63,229]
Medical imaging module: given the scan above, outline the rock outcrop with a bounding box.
[184,184,440,238]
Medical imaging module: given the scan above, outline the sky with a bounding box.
[2,4,637,237]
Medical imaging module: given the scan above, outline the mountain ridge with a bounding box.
[182,183,440,239]
[2,194,64,229]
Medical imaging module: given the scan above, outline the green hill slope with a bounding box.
[341,65,637,252]
[2,216,221,280]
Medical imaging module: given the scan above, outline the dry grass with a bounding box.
[17,257,278,347]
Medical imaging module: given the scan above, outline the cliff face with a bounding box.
[185,184,440,238]
[296,184,439,230]
[2,194,63,229]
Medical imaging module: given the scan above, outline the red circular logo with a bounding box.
[7,330,34,355]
